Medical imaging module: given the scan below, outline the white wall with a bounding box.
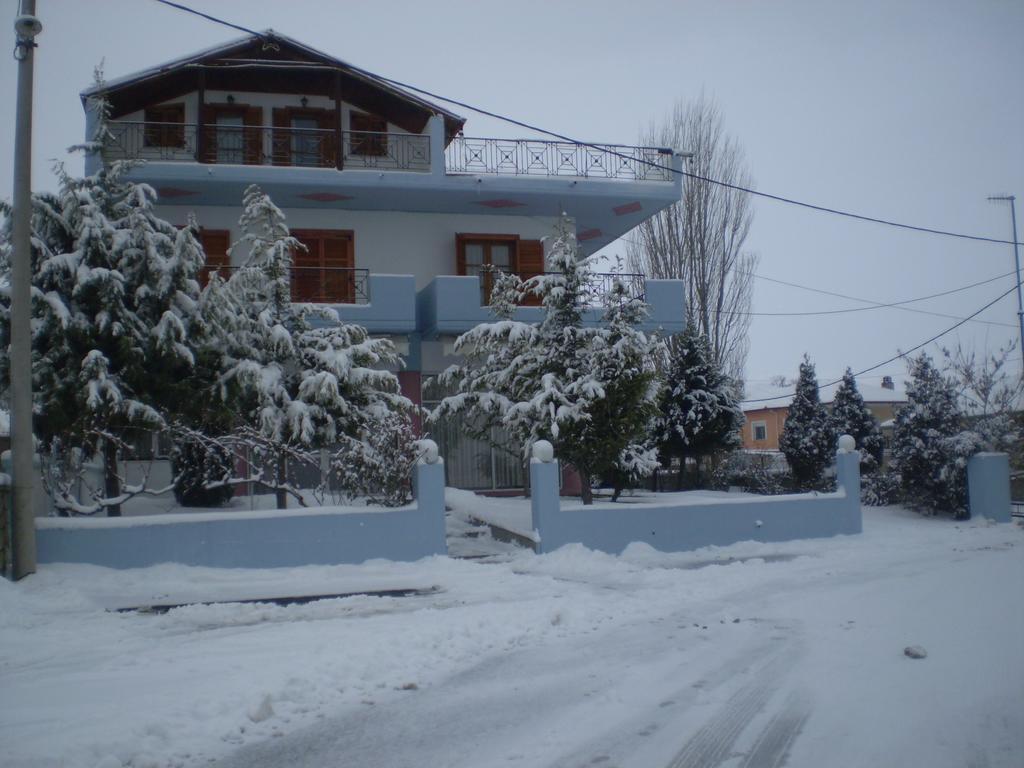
[157,205,560,289]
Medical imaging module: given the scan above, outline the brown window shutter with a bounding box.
[455,234,467,275]
[315,109,338,167]
[243,107,262,165]
[291,230,354,303]
[199,229,231,287]
[517,239,544,306]
[322,234,353,302]
[199,105,215,163]
[272,108,290,166]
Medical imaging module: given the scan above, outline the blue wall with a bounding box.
[35,461,447,569]
[530,451,862,555]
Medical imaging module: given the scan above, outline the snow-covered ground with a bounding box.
[2,501,1022,768]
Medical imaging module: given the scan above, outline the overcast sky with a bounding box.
[2,0,1022,389]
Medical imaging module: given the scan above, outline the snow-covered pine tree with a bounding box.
[433,215,664,504]
[0,92,204,514]
[562,279,662,501]
[890,353,971,517]
[830,368,884,473]
[778,355,836,488]
[655,321,743,489]
[209,185,414,508]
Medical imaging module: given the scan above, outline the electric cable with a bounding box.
[739,280,1023,403]
[146,0,1022,247]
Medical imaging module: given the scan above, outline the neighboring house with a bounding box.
[81,31,685,491]
[740,376,907,451]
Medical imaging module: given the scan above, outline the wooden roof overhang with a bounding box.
[82,32,465,143]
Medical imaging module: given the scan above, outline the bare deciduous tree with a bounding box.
[627,95,757,382]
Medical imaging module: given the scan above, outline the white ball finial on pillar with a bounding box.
[416,439,439,464]
[837,434,856,453]
[532,440,554,463]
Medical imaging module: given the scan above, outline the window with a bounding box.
[143,103,185,148]
[291,229,355,303]
[752,421,767,442]
[456,234,519,304]
[272,108,336,167]
[198,230,231,287]
[201,104,261,165]
[349,111,388,157]
[215,113,245,164]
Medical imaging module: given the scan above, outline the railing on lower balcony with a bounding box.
[468,269,647,306]
[103,121,431,172]
[445,136,674,181]
[202,265,370,305]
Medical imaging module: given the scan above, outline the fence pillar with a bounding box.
[967,453,1011,523]
[835,435,862,534]
[414,440,448,553]
[529,441,560,553]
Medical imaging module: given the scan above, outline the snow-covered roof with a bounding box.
[81,29,465,131]
[741,380,908,412]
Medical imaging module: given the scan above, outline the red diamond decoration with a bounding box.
[577,228,602,242]
[157,187,198,198]
[476,199,525,208]
[613,201,642,216]
[299,192,354,202]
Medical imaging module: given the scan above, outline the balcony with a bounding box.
[95,115,683,258]
[209,266,371,304]
[203,267,416,334]
[102,120,673,182]
[445,137,674,182]
[418,273,685,338]
[464,268,647,306]
[103,122,432,172]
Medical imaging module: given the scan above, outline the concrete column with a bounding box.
[428,114,446,178]
[529,441,560,554]
[835,435,862,534]
[967,453,1011,523]
[414,440,447,553]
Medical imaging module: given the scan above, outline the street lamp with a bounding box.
[987,194,1023,376]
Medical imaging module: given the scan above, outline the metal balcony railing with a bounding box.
[103,121,431,172]
[102,121,672,182]
[203,265,370,305]
[469,269,647,306]
[445,136,674,181]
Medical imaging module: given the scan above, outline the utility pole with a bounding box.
[10,0,41,580]
[988,195,1024,377]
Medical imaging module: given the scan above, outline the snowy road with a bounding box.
[3,506,1022,768]
[210,521,1023,768]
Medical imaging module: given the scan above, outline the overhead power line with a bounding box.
[739,280,1024,403]
[151,0,260,37]
[148,0,1022,248]
[735,270,1017,327]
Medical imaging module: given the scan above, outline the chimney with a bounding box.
[881,375,894,390]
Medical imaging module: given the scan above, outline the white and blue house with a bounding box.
[83,30,685,489]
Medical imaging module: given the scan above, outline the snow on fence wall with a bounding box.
[34,456,447,569]
[528,441,863,555]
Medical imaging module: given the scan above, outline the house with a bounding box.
[740,375,907,451]
[81,31,686,490]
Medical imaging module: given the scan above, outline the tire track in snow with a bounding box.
[665,638,800,768]
[738,689,813,768]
